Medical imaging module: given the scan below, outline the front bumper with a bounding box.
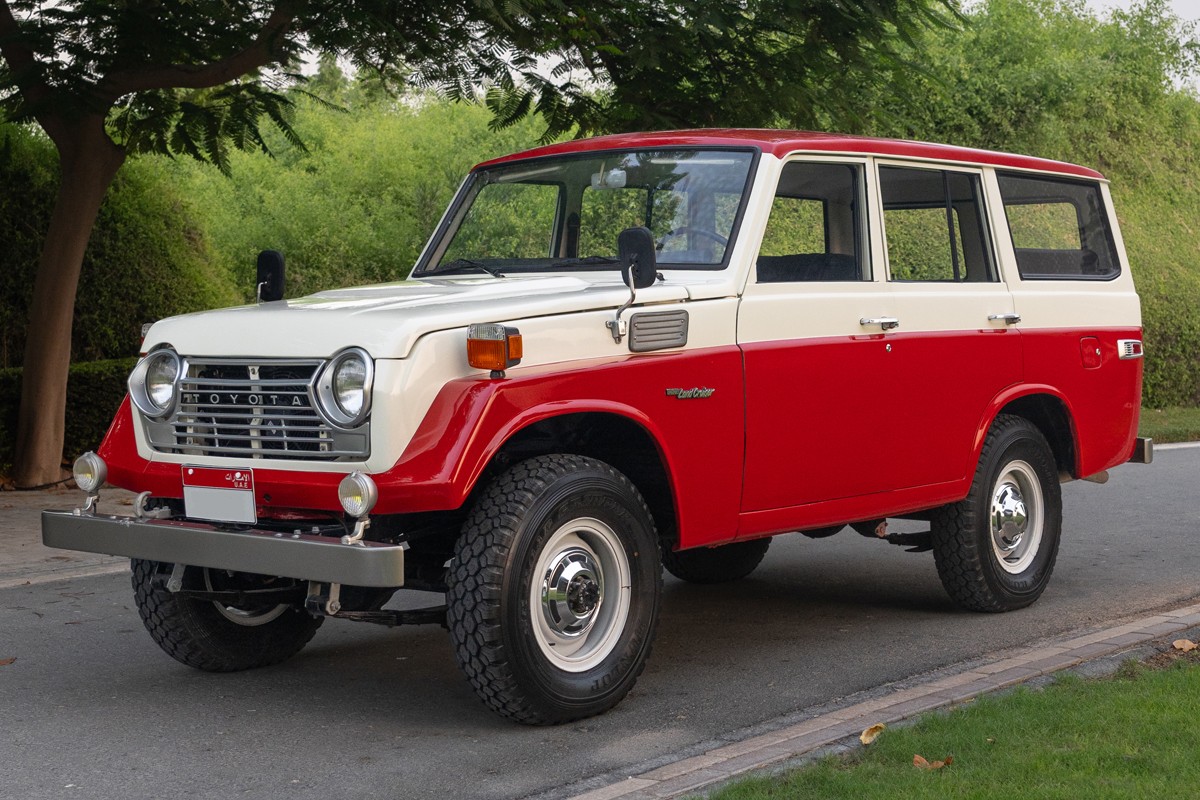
[42,510,406,587]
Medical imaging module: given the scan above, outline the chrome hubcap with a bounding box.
[541,548,603,637]
[530,518,631,673]
[991,483,1028,553]
[989,460,1043,574]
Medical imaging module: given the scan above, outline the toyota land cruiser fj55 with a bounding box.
[44,130,1151,724]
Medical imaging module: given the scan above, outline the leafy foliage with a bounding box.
[164,99,549,298]
[437,1,959,140]
[831,0,1200,407]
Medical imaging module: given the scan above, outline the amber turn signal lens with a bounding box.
[467,323,522,372]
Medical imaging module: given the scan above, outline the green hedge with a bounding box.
[0,123,238,370]
[0,358,135,474]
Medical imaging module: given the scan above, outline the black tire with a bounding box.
[662,538,770,584]
[446,454,662,725]
[931,415,1063,612]
[131,559,322,672]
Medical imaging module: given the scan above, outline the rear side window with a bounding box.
[997,173,1120,280]
[879,166,995,282]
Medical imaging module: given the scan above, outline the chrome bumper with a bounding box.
[41,510,405,587]
[1129,437,1153,464]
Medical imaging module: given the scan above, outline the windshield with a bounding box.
[416,148,757,275]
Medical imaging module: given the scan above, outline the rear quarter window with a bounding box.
[997,173,1120,280]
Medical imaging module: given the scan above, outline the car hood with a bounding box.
[142,275,694,359]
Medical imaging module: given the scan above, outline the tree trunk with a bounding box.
[11,120,125,488]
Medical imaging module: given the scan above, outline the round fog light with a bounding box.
[73,451,107,493]
[338,472,378,519]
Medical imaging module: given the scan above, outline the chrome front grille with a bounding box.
[145,358,369,461]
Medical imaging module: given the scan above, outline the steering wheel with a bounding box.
[657,226,729,250]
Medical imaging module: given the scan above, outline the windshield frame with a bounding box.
[412,145,762,276]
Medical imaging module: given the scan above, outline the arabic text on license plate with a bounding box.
[182,467,256,524]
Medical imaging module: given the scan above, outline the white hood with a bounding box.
[142,275,693,359]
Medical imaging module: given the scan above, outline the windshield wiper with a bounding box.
[550,255,621,268]
[428,259,504,277]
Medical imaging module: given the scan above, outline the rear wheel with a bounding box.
[446,454,661,724]
[662,538,770,584]
[931,415,1062,612]
[131,559,322,672]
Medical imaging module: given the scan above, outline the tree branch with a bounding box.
[0,1,68,142]
[97,3,297,102]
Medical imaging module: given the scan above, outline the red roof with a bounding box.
[475,129,1103,180]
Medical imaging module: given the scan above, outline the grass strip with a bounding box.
[708,651,1200,800]
[1139,407,1200,444]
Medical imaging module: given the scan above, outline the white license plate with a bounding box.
[182,467,256,524]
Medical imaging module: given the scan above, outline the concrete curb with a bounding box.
[564,602,1200,800]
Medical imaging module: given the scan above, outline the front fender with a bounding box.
[381,347,746,544]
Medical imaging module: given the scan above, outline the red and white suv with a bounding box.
[46,130,1150,724]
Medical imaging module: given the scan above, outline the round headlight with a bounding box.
[315,348,373,429]
[338,472,378,519]
[333,355,368,417]
[129,349,182,419]
[73,451,107,493]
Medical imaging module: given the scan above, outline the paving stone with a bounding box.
[1100,631,1157,647]
[568,777,657,800]
[644,768,726,798]
[1137,621,1189,636]
[639,754,726,782]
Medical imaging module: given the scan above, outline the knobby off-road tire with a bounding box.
[131,559,322,672]
[931,415,1063,612]
[446,454,662,725]
[662,537,770,584]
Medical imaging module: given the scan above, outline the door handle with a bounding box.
[988,313,1021,325]
[860,317,900,331]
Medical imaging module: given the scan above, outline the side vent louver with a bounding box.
[629,310,689,353]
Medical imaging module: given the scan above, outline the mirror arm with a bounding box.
[606,263,638,344]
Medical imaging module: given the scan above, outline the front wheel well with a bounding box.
[996,394,1077,478]
[486,413,678,543]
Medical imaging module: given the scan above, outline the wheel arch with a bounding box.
[980,387,1079,480]
[476,409,681,546]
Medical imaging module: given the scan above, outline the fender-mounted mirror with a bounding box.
[256,250,286,303]
[617,226,657,290]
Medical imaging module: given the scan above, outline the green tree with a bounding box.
[0,0,954,486]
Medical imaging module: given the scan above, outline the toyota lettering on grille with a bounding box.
[183,392,306,407]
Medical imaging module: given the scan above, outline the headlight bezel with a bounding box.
[315,347,374,430]
[129,347,183,421]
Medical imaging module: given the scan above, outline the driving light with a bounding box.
[315,348,374,429]
[338,472,378,519]
[129,349,182,419]
[72,452,107,494]
[467,323,522,376]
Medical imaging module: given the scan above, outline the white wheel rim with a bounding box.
[989,460,1044,575]
[530,517,631,673]
[204,569,289,627]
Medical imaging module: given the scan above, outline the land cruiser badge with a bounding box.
[665,387,715,400]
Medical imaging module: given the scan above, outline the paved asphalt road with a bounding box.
[2,448,1196,800]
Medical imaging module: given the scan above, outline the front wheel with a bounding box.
[931,415,1063,612]
[131,559,322,672]
[446,454,662,724]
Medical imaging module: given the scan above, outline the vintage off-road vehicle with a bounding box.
[45,130,1151,724]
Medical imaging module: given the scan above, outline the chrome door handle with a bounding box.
[988,313,1021,325]
[860,317,900,331]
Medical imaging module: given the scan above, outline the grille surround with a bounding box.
[144,357,370,461]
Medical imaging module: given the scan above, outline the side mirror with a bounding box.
[617,227,657,290]
[256,250,286,302]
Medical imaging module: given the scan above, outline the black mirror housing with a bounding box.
[617,227,657,290]
[256,250,286,302]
